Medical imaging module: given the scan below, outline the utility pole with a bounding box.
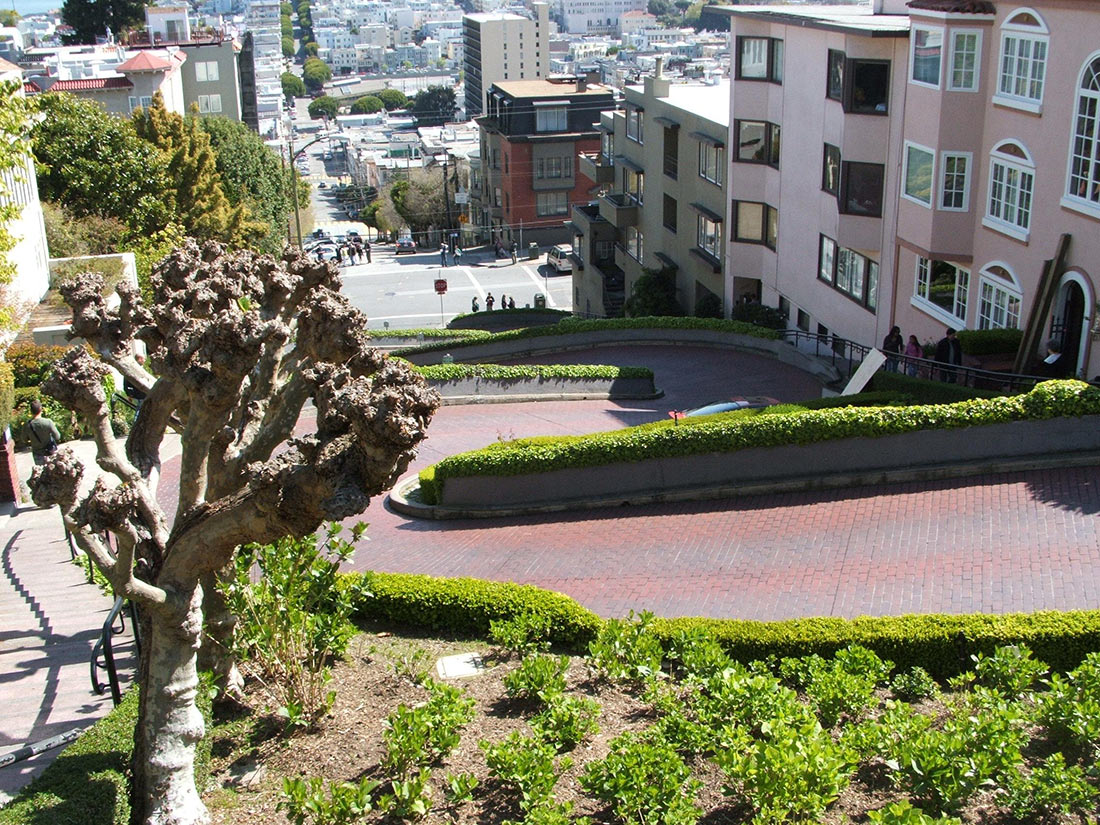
[286,123,303,248]
[442,153,453,251]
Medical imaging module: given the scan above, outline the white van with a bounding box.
[547,244,573,273]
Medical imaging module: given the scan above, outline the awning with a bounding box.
[691,202,724,222]
[614,155,644,173]
[653,116,679,128]
[691,130,725,148]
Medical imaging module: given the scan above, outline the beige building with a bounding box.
[572,67,730,318]
[463,2,550,117]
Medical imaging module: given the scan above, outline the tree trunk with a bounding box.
[132,586,209,825]
[197,568,243,700]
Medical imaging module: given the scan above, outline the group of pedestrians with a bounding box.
[472,292,516,313]
[440,245,463,267]
[314,239,371,266]
[493,238,519,264]
[882,325,959,381]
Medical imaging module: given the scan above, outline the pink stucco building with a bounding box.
[718,0,1100,378]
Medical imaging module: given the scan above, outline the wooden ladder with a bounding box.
[1013,233,1071,375]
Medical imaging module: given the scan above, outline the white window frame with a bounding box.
[994,9,1049,113]
[195,61,220,82]
[197,94,222,114]
[910,25,944,89]
[696,214,721,258]
[913,256,970,326]
[535,105,567,132]
[1061,53,1100,220]
[983,141,1035,241]
[536,191,568,216]
[977,263,1023,330]
[939,151,972,211]
[624,226,643,260]
[902,141,935,207]
[625,106,643,143]
[698,141,723,186]
[947,28,982,92]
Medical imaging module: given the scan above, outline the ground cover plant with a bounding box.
[187,622,1100,824]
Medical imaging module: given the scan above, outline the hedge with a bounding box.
[0,686,212,825]
[956,327,1024,356]
[869,370,1009,403]
[371,328,492,342]
[0,361,13,435]
[394,316,781,356]
[10,387,84,447]
[346,570,1100,678]
[419,380,1098,505]
[5,343,71,388]
[414,363,653,382]
[346,571,602,649]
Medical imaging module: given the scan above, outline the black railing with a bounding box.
[91,597,140,707]
[779,330,1044,393]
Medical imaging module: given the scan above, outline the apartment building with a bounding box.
[716,0,1100,378]
[571,67,730,318]
[561,0,647,36]
[463,2,550,117]
[475,77,614,247]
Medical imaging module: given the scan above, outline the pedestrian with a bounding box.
[24,398,60,467]
[335,245,344,265]
[486,292,495,311]
[471,296,480,313]
[440,245,448,266]
[453,246,462,266]
[1036,338,1072,378]
[499,293,507,310]
[882,325,903,373]
[510,241,518,264]
[363,241,371,263]
[904,334,923,377]
[495,240,505,259]
[933,327,963,383]
[507,296,515,310]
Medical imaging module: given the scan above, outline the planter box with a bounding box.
[433,415,1100,508]
[429,374,658,403]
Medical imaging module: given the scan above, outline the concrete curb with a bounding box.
[387,452,1100,520]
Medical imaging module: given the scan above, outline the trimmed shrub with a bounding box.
[371,328,492,342]
[394,316,780,357]
[347,571,602,649]
[0,360,13,435]
[956,328,1024,356]
[869,370,1009,403]
[731,301,788,330]
[414,363,652,382]
[6,343,71,388]
[418,381,1099,504]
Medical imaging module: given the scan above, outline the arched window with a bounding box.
[994,8,1049,111]
[977,263,1022,329]
[1066,55,1100,212]
[984,140,1034,241]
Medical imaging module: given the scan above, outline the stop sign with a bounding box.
[434,279,447,295]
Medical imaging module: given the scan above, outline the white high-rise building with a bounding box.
[463,2,549,117]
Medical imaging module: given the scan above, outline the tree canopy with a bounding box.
[61,0,144,44]
[410,85,456,126]
[281,71,306,99]
[302,57,332,92]
[377,88,408,111]
[350,95,383,115]
[31,92,172,235]
[282,36,295,58]
[624,265,684,317]
[307,95,338,120]
[386,168,449,236]
[0,79,35,332]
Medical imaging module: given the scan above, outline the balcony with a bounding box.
[578,152,614,185]
[599,193,639,228]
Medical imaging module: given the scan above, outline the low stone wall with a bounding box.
[428,374,659,404]
[429,415,1100,510]
[402,329,842,386]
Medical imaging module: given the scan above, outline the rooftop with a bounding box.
[116,50,174,72]
[710,4,909,36]
[45,76,135,92]
[493,78,613,98]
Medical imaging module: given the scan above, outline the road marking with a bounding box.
[522,265,558,307]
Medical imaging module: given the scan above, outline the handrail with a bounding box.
[91,596,140,706]
[778,330,1044,393]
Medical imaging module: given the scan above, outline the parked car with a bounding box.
[682,396,780,417]
[318,181,327,189]
[395,238,416,254]
[547,244,573,273]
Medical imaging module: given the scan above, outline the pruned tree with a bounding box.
[30,240,439,825]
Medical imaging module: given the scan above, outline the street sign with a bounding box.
[434,279,447,295]
[458,214,468,224]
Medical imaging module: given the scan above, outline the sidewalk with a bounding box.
[0,436,152,802]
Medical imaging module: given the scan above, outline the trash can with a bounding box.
[528,242,539,260]
[533,294,546,309]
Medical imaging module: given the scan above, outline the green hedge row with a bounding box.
[415,363,653,382]
[869,370,1008,403]
[346,571,602,649]
[347,570,1100,678]
[370,328,492,341]
[0,687,212,825]
[0,361,13,435]
[419,380,1098,505]
[394,316,780,356]
[956,327,1024,356]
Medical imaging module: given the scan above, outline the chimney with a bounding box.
[655,56,664,77]
[644,58,670,98]
[577,76,587,92]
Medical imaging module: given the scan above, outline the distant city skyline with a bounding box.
[11,1,61,17]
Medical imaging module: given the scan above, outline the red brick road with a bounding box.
[161,345,1100,621]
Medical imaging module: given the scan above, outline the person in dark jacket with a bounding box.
[882,326,903,372]
[934,327,963,383]
[24,399,60,466]
[1036,338,1073,378]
